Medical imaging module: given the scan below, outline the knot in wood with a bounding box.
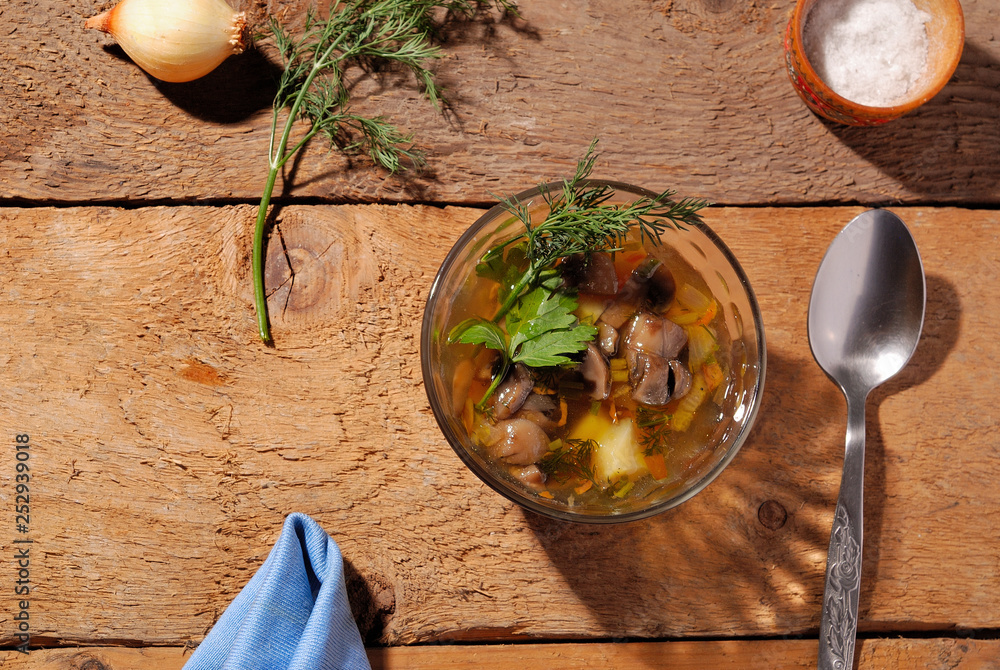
[284,246,329,310]
[757,499,788,530]
[71,656,110,670]
[264,238,331,313]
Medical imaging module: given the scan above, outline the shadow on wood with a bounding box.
[152,46,282,124]
[826,43,1000,203]
[519,350,845,640]
[860,272,963,633]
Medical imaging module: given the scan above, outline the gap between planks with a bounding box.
[2,638,1000,669]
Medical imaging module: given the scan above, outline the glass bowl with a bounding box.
[421,180,766,523]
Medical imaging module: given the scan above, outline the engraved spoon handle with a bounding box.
[817,392,866,670]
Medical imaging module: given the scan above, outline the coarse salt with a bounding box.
[803,0,933,107]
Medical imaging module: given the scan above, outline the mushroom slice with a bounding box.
[668,359,693,399]
[473,347,500,382]
[487,418,551,465]
[510,464,547,491]
[597,321,619,356]
[580,342,612,400]
[562,252,619,295]
[490,363,533,420]
[621,311,688,370]
[599,277,648,328]
[629,353,692,407]
[598,259,661,328]
[647,263,677,312]
[513,393,561,432]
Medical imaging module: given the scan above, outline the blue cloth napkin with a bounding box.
[184,513,371,670]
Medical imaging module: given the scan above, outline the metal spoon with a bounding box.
[808,209,926,670]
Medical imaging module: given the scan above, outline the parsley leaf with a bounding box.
[514,326,595,367]
[448,282,596,407]
[449,140,708,411]
[507,286,595,366]
[449,319,507,352]
[507,286,578,348]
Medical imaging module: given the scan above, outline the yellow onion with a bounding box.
[85,0,248,83]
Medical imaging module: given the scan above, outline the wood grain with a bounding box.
[1,0,998,206]
[2,638,1000,669]
[0,204,996,649]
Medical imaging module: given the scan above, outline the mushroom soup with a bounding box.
[445,230,733,510]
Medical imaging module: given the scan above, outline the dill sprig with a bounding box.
[484,139,711,324]
[451,140,710,408]
[539,438,599,486]
[636,406,672,456]
[253,0,518,345]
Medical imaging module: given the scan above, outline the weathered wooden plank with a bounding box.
[0,205,996,647]
[370,638,1000,669]
[1,0,998,206]
[3,638,1000,669]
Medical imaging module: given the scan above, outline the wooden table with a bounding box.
[2,0,998,667]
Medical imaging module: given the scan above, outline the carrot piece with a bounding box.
[574,480,593,495]
[452,359,476,415]
[462,398,475,434]
[613,251,648,288]
[702,360,725,391]
[644,453,669,480]
[538,491,555,499]
[693,299,718,326]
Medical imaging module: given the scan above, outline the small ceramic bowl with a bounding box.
[420,180,766,523]
[784,0,965,125]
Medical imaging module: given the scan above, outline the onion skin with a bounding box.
[85,0,248,83]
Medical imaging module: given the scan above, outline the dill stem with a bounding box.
[478,261,537,408]
[252,168,280,345]
[252,38,346,345]
[475,357,510,412]
[492,265,537,325]
[250,1,513,345]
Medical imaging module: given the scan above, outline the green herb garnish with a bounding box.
[637,406,672,456]
[449,140,710,407]
[252,0,517,345]
[539,438,599,486]
[485,139,711,323]
[451,275,598,409]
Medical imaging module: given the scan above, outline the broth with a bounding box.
[444,220,733,513]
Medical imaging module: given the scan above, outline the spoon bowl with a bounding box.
[809,211,926,395]
[808,209,925,670]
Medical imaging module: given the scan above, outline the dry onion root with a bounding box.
[85,0,248,83]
